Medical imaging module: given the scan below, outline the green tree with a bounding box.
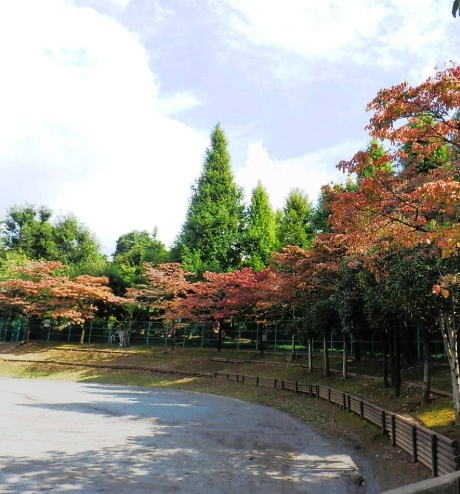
[276,188,314,249]
[53,213,103,266]
[113,228,169,281]
[243,181,277,271]
[2,204,56,259]
[1,204,104,268]
[173,124,245,275]
[453,0,460,17]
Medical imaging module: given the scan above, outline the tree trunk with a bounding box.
[422,326,431,404]
[259,324,264,357]
[404,323,415,367]
[217,323,222,352]
[171,325,176,350]
[24,317,30,342]
[342,332,348,379]
[381,334,389,389]
[354,338,361,362]
[439,313,460,424]
[394,325,401,398]
[308,337,313,372]
[323,329,330,377]
[80,326,85,345]
[389,328,395,388]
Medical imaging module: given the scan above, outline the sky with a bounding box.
[0,0,458,257]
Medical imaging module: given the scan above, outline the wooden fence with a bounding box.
[3,352,457,478]
[214,372,459,477]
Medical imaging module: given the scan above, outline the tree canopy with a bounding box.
[173,124,245,275]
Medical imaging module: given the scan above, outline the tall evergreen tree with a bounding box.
[243,181,277,271]
[276,189,314,249]
[174,124,245,275]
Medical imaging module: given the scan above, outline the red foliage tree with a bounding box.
[0,261,127,342]
[127,263,193,349]
[329,64,460,419]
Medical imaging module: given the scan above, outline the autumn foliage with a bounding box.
[0,261,126,324]
[330,64,460,267]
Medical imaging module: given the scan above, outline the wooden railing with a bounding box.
[214,372,459,477]
[3,352,457,478]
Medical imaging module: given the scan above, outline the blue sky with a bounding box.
[0,0,458,256]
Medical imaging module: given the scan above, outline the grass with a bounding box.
[0,341,457,439]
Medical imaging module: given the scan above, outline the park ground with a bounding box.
[1,342,457,491]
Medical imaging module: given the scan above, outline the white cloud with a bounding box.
[156,91,204,116]
[0,0,207,255]
[107,0,131,7]
[221,0,455,76]
[236,140,358,210]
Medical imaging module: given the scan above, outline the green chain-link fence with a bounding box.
[0,315,446,358]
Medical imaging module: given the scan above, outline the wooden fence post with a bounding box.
[391,415,396,446]
[328,388,331,402]
[431,434,438,477]
[411,426,417,463]
[360,401,364,420]
[381,410,386,436]
[342,393,346,410]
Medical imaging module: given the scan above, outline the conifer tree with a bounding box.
[276,189,314,249]
[174,124,244,275]
[243,181,277,271]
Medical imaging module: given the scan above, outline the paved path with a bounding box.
[0,378,377,493]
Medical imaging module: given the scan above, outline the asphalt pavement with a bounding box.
[0,378,377,493]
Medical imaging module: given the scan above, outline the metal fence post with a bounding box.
[146,322,151,346]
[88,321,93,344]
[68,324,72,342]
[201,323,204,348]
[274,324,277,351]
[183,325,187,348]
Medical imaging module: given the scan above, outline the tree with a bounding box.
[243,181,277,271]
[330,64,460,418]
[173,124,245,275]
[1,204,104,268]
[2,204,56,260]
[127,263,192,349]
[113,229,169,282]
[52,213,103,266]
[271,239,343,375]
[0,260,126,342]
[170,266,281,354]
[276,188,314,249]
